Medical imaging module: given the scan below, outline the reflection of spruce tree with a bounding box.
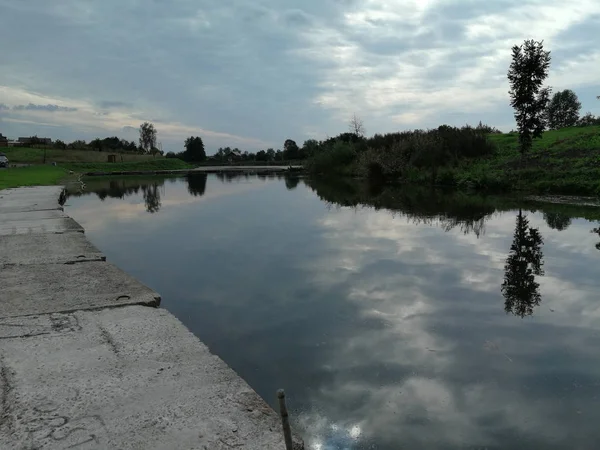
[141,183,161,213]
[187,174,207,197]
[592,226,600,251]
[501,210,545,317]
[543,212,572,231]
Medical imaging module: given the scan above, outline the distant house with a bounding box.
[18,136,52,145]
[0,133,8,147]
[228,149,242,164]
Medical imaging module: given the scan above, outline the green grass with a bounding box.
[63,159,193,173]
[451,126,600,195]
[3,147,161,164]
[0,166,69,190]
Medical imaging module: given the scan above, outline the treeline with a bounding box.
[166,137,314,163]
[20,122,162,155]
[305,123,497,182]
[51,136,142,153]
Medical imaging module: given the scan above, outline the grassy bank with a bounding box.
[0,159,191,190]
[3,147,160,164]
[63,159,192,174]
[0,166,70,190]
[305,125,600,195]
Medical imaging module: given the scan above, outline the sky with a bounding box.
[0,0,599,153]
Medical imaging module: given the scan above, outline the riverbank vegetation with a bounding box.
[303,124,600,194]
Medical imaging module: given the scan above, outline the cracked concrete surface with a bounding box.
[0,186,303,449]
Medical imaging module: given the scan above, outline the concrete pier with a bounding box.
[0,186,303,449]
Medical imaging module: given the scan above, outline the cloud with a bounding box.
[12,103,78,112]
[0,0,598,147]
[98,100,131,109]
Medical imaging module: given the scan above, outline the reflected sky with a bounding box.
[66,176,600,449]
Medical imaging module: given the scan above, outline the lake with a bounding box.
[66,174,600,450]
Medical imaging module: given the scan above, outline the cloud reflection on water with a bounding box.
[66,176,600,449]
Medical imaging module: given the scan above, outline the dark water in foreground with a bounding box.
[66,174,600,449]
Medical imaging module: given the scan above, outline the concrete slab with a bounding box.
[0,216,83,236]
[0,233,105,265]
[0,306,300,450]
[0,209,68,222]
[0,261,160,318]
[0,186,64,213]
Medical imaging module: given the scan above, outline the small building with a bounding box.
[0,133,8,147]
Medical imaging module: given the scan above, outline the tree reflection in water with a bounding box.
[186,174,208,197]
[501,209,545,318]
[592,225,600,251]
[141,183,161,213]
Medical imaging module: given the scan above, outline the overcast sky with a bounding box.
[0,0,598,153]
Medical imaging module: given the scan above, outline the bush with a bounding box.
[304,141,357,175]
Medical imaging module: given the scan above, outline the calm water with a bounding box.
[66,174,600,450]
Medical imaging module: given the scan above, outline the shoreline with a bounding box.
[0,185,303,449]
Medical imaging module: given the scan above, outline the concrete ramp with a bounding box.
[0,306,291,450]
[0,261,161,318]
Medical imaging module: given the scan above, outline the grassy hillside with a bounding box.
[2,147,161,164]
[461,126,600,194]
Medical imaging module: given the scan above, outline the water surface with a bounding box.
[66,174,600,449]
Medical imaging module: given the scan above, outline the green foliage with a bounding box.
[308,125,496,183]
[304,141,357,175]
[577,112,600,127]
[507,39,551,155]
[283,139,300,160]
[139,122,157,154]
[182,136,206,162]
[0,166,68,190]
[547,90,581,130]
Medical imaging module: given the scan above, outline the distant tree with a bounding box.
[283,139,300,160]
[165,151,177,158]
[187,174,207,197]
[576,112,600,127]
[90,138,103,152]
[139,122,157,154]
[302,139,320,158]
[501,210,545,317]
[507,39,551,156]
[53,140,67,150]
[255,150,267,161]
[183,136,206,162]
[275,150,283,161]
[67,140,87,149]
[349,114,365,137]
[266,148,275,161]
[543,212,572,231]
[547,89,581,129]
